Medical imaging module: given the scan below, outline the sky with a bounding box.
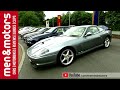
[44,11,93,20]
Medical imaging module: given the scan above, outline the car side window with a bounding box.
[91,27,99,34]
[86,27,93,35]
[86,26,99,35]
[64,27,70,32]
[98,27,105,32]
[56,28,64,34]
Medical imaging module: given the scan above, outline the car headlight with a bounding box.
[23,35,27,38]
[32,48,49,59]
[27,37,32,41]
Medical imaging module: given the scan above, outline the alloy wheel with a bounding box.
[104,37,110,48]
[60,49,74,66]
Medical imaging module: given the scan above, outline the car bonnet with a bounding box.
[27,36,77,56]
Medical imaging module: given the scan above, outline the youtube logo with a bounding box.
[62,72,69,78]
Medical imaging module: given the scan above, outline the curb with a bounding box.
[18,43,25,74]
[112,34,120,39]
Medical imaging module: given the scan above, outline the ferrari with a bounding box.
[27,25,112,69]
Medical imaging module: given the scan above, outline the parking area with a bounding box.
[18,37,120,79]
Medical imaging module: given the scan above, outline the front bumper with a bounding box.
[23,37,26,41]
[19,34,25,39]
[28,53,57,66]
[25,39,34,46]
[19,34,22,39]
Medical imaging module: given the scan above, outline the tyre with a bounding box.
[30,62,39,69]
[103,37,111,48]
[57,48,75,66]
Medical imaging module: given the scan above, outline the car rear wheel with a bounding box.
[104,37,110,48]
[58,48,75,66]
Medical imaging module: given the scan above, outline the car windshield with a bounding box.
[45,27,56,33]
[31,28,39,32]
[63,26,86,37]
[37,28,45,32]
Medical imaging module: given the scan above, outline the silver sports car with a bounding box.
[27,25,112,69]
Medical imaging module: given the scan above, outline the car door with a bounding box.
[81,26,101,51]
[92,27,103,46]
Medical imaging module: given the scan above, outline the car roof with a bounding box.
[54,26,70,27]
[73,25,97,28]
[98,25,108,27]
[98,25,106,26]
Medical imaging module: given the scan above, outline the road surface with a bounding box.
[19,38,120,79]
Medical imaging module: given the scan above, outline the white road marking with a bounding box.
[18,43,25,74]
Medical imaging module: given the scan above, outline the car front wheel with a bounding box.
[30,62,39,69]
[58,48,75,66]
[104,37,110,48]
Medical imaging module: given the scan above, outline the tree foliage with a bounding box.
[19,11,120,31]
[34,11,46,25]
[49,17,57,27]
[99,11,106,25]
[48,11,120,31]
[49,11,92,27]
[19,11,45,26]
[105,11,120,31]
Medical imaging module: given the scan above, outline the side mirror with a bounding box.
[85,32,92,37]
[108,28,111,30]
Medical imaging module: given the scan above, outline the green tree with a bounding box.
[47,17,57,27]
[19,11,26,25]
[81,11,92,25]
[49,11,92,26]
[70,11,92,25]
[49,18,52,27]
[19,11,46,26]
[106,11,120,31]
[19,11,39,26]
[34,11,45,25]
[61,12,69,26]
[99,11,106,25]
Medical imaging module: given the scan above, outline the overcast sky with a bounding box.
[44,11,93,20]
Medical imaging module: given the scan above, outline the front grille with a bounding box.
[23,37,27,41]
[25,40,31,44]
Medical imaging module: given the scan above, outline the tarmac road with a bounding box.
[18,38,120,79]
